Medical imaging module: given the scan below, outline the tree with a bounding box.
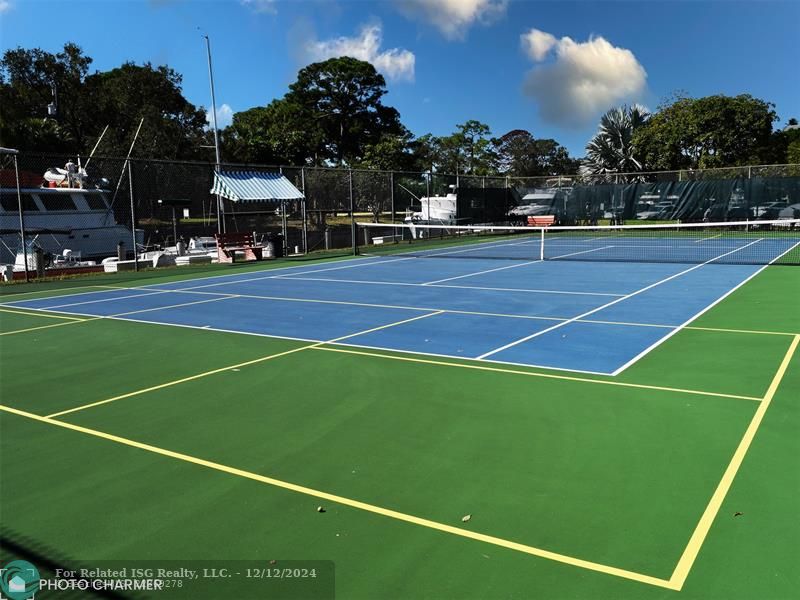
[0,44,208,159]
[283,57,407,165]
[409,133,438,171]
[222,100,321,165]
[354,133,416,222]
[457,120,494,175]
[493,129,577,176]
[0,43,93,151]
[580,104,650,181]
[633,94,779,170]
[779,118,800,164]
[359,133,416,171]
[86,62,208,159]
[410,121,495,175]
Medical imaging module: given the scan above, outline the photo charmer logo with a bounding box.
[0,561,40,600]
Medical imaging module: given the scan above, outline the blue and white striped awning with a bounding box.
[210,171,304,203]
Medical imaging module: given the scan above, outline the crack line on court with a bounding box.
[0,403,677,590]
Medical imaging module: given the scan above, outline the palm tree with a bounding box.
[580,104,650,183]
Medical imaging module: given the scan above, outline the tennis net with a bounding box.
[355,220,800,265]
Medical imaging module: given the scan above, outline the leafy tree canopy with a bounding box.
[0,43,207,159]
[87,62,208,159]
[0,43,91,152]
[285,57,407,166]
[493,129,577,176]
[410,121,497,175]
[221,100,315,166]
[633,94,779,170]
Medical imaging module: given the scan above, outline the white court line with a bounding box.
[548,245,615,259]
[694,234,723,243]
[39,289,173,310]
[44,310,445,419]
[477,239,765,360]
[13,290,786,380]
[18,282,693,331]
[422,237,538,258]
[5,302,614,376]
[327,310,445,343]
[110,294,239,317]
[130,257,419,296]
[611,238,800,375]
[272,256,416,278]
[0,256,395,307]
[420,245,614,286]
[326,340,614,376]
[264,275,624,297]
[432,280,622,296]
[359,233,540,262]
[422,260,542,285]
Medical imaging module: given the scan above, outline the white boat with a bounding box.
[100,235,219,272]
[0,238,103,281]
[0,163,144,265]
[404,185,458,225]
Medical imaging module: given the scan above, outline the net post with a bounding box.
[540,227,545,260]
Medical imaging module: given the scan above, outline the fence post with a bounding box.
[426,171,431,222]
[128,161,139,272]
[13,153,29,281]
[390,171,395,238]
[301,167,308,254]
[349,169,356,255]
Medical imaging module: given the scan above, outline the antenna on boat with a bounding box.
[397,184,422,203]
[84,125,109,170]
[106,118,144,219]
[204,33,224,234]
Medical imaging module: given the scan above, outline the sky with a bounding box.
[1,0,798,158]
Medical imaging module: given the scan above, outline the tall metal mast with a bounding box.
[205,34,224,233]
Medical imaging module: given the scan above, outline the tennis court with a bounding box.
[1,221,799,599]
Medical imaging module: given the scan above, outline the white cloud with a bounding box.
[240,0,276,15]
[521,29,556,62]
[521,30,647,127]
[303,23,415,83]
[206,103,233,129]
[0,0,12,14]
[394,0,507,40]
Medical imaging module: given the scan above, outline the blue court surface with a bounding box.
[6,238,782,375]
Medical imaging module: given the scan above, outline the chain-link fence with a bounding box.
[2,151,799,280]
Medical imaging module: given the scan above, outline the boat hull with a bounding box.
[1,226,144,264]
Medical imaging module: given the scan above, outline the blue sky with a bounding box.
[1,0,798,158]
